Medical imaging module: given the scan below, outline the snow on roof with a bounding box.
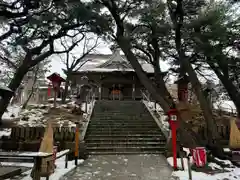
[78,64,154,73]
[77,50,154,73]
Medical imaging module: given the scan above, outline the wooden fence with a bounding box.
[0,126,79,151]
[10,126,76,141]
[198,124,230,145]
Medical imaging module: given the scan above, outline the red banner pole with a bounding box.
[172,122,177,169]
[75,122,79,166]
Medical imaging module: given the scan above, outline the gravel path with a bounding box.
[60,154,174,180]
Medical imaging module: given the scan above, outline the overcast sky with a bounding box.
[47,39,170,78]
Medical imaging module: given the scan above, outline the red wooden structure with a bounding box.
[174,75,189,102]
[167,108,179,170]
[47,73,65,107]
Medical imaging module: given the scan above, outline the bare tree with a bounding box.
[60,33,99,103]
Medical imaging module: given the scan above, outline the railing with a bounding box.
[141,90,169,138]
[81,89,96,140]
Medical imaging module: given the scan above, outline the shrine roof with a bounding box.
[75,49,154,74]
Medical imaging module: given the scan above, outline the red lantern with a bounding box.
[167,108,178,170]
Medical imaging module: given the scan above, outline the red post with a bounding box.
[75,122,80,166]
[171,122,177,169]
[168,109,178,170]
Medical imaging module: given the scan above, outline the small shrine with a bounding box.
[174,75,189,102]
[47,73,65,107]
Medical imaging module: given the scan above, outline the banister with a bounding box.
[140,90,169,138]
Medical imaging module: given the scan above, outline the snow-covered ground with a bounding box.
[1,150,84,180]
[167,148,240,180]
[2,105,21,120]
[0,101,94,139]
[144,98,237,114]
[213,100,236,114]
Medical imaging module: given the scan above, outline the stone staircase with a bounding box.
[84,100,166,154]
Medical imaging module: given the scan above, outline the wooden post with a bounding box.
[46,161,50,180]
[118,84,120,100]
[32,156,41,180]
[53,90,57,108]
[132,83,135,100]
[75,122,80,166]
[65,154,68,168]
[99,86,101,100]
[85,96,88,113]
[187,155,192,180]
[180,145,185,170]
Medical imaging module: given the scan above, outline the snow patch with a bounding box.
[0,128,11,138]
[1,150,84,180]
[2,105,21,120]
[168,150,240,180]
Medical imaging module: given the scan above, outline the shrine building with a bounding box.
[70,48,155,100]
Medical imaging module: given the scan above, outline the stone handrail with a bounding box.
[141,90,169,138]
[81,90,96,140]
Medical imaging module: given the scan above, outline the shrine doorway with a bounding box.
[109,85,123,100]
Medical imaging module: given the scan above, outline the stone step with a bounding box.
[93,111,149,116]
[86,131,163,136]
[86,146,165,152]
[95,101,143,105]
[86,142,166,147]
[88,122,158,125]
[85,137,165,142]
[94,106,145,109]
[85,134,165,138]
[90,117,154,121]
[89,122,155,125]
[92,113,150,116]
[87,127,161,132]
[88,124,159,128]
[89,120,155,124]
[88,151,164,155]
[94,105,146,109]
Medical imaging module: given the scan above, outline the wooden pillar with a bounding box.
[132,76,135,100]
[132,84,135,100]
[118,84,121,100]
[99,85,102,100]
[53,90,57,108]
[112,84,115,100]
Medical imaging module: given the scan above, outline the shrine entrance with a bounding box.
[109,84,123,100]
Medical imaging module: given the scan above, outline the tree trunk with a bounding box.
[0,64,29,123]
[171,0,218,146]
[22,89,34,109]
[154,65,173,105]
[208,61,240,117]
[118,37,170,111]
[117,36,202,147]
[62,74,70,104]
[22,69,38,109]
